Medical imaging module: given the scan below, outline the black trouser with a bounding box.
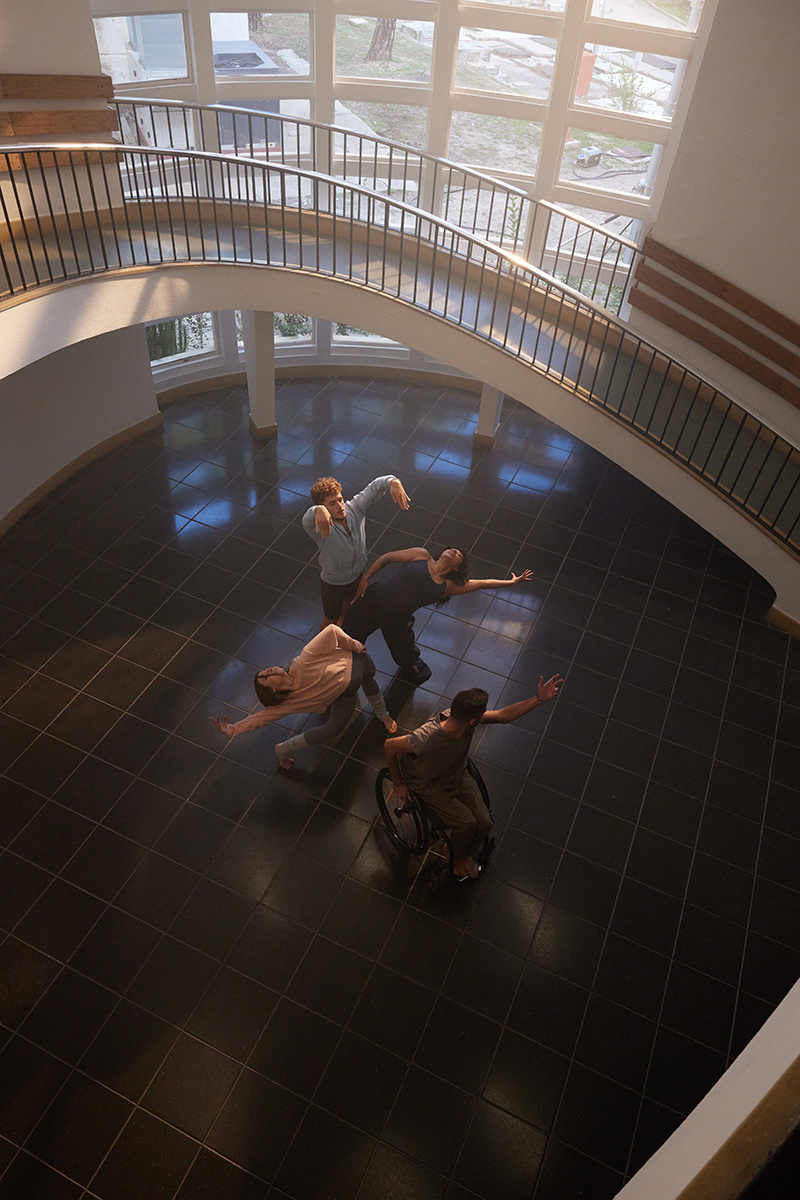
[342,594,421,673]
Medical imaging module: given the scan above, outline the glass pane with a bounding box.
[448,111,542,176]
[560,127,662,197]
[591,0,694,31]
[215,99,312,160]
[273,312,313,343]
[335,17,434,82]
[335,101,428,149]
[211,12,310,77]
[467,0,566,11]
[332,323,401,345]
[117,103,199,150]
[93,15,188,86]
[440,180,530,248]
[541,203,638,314]
[146,314,216,364]
[454,28,555,98]
[549,201,638,244]
[576,45,684,118]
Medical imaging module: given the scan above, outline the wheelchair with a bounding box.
[375,757,495,893]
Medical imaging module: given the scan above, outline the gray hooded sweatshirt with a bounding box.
[302,475,396,585]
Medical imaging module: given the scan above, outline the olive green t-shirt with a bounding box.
[403,710,475,791]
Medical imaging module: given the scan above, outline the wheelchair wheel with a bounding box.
[376,768,426,853]
[465,757,491,816]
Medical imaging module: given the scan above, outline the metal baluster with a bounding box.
[696,398,734,476]
[671,374,705,460]
[23,152,60,283]
[652,364,690,450]
[79,148,110,271]
[740,432,780,511]
[683,384,720,468]
[583,309,614,403]
[56,151,86,275]
[628,346,661,428]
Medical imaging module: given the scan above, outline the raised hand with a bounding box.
[390,478,411,510]
[537,674,563,704]
[390,781,410,804]
[315,506,333,538]
[211,715,235,738]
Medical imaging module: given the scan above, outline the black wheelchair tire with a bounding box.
[375,767,426,853]
[465,757,491,817]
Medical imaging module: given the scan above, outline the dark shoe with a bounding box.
[400,660,432,685]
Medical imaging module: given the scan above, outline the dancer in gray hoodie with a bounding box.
[302,474,410,628]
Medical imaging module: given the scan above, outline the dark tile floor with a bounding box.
[1,375,799,1200]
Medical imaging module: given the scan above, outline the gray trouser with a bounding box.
[274,652,388,761]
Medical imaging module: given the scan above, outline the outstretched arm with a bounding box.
[211,709,275,738]
[446,568,533,596]
[349,475,408,519]
[481,674,563,724]
[354,546,430,600]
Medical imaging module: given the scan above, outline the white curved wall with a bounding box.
[2,262,799,625]
[646,0,800,323]
[0,324,158,527]
[627,0,800,451]
[0,0,100,75]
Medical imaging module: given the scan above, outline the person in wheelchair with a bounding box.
[384,675,562,879]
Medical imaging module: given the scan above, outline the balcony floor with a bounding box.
[1,376,799,1200]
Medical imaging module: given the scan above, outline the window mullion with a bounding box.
[536,0,593,204]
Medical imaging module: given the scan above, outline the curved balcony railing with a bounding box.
[1,142,798,556]
[111,97,639,314]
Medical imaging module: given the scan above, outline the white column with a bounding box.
[474,383,504,448]
[243,309,277,439]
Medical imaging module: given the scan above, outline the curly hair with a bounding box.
[435,547,470,606]
[310,477,342,505]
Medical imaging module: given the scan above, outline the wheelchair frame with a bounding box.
[375,757,494,890]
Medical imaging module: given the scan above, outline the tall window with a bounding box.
[93,14,189,85]
[211,12,311,77]
[146,314,216,364]
[95,0,711,248]
[335,18,434,82]
[454,27,555,98]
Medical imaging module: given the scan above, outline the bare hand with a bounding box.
[353,641,367,654]
[537,674,563,704]
[390,781,410,804]
[354,573,369,601]
[510,569,533,585]
[315,506,333,538]
[390,479,411,510]
[211,715,235,738]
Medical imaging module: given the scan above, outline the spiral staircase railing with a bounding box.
[0,141,798,557]
[111,97,639,315]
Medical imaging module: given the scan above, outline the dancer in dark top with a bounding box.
[342,546,532,684]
